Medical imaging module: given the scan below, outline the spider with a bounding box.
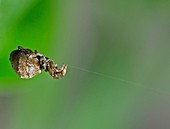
[9,46,67,79]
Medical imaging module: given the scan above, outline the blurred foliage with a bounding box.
[1,0,170,129]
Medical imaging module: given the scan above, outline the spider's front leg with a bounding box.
[55,64,67,78]
[48,60,67,79]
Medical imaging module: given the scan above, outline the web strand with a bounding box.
[69,65,166,95]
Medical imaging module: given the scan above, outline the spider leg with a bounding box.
[53,64,67,79]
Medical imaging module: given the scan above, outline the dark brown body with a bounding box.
[9,46,67,79]
[10,47,41,79]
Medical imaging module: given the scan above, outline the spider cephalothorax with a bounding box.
[9,46,67,79]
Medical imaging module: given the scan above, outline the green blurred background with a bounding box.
[1,0,170,129]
